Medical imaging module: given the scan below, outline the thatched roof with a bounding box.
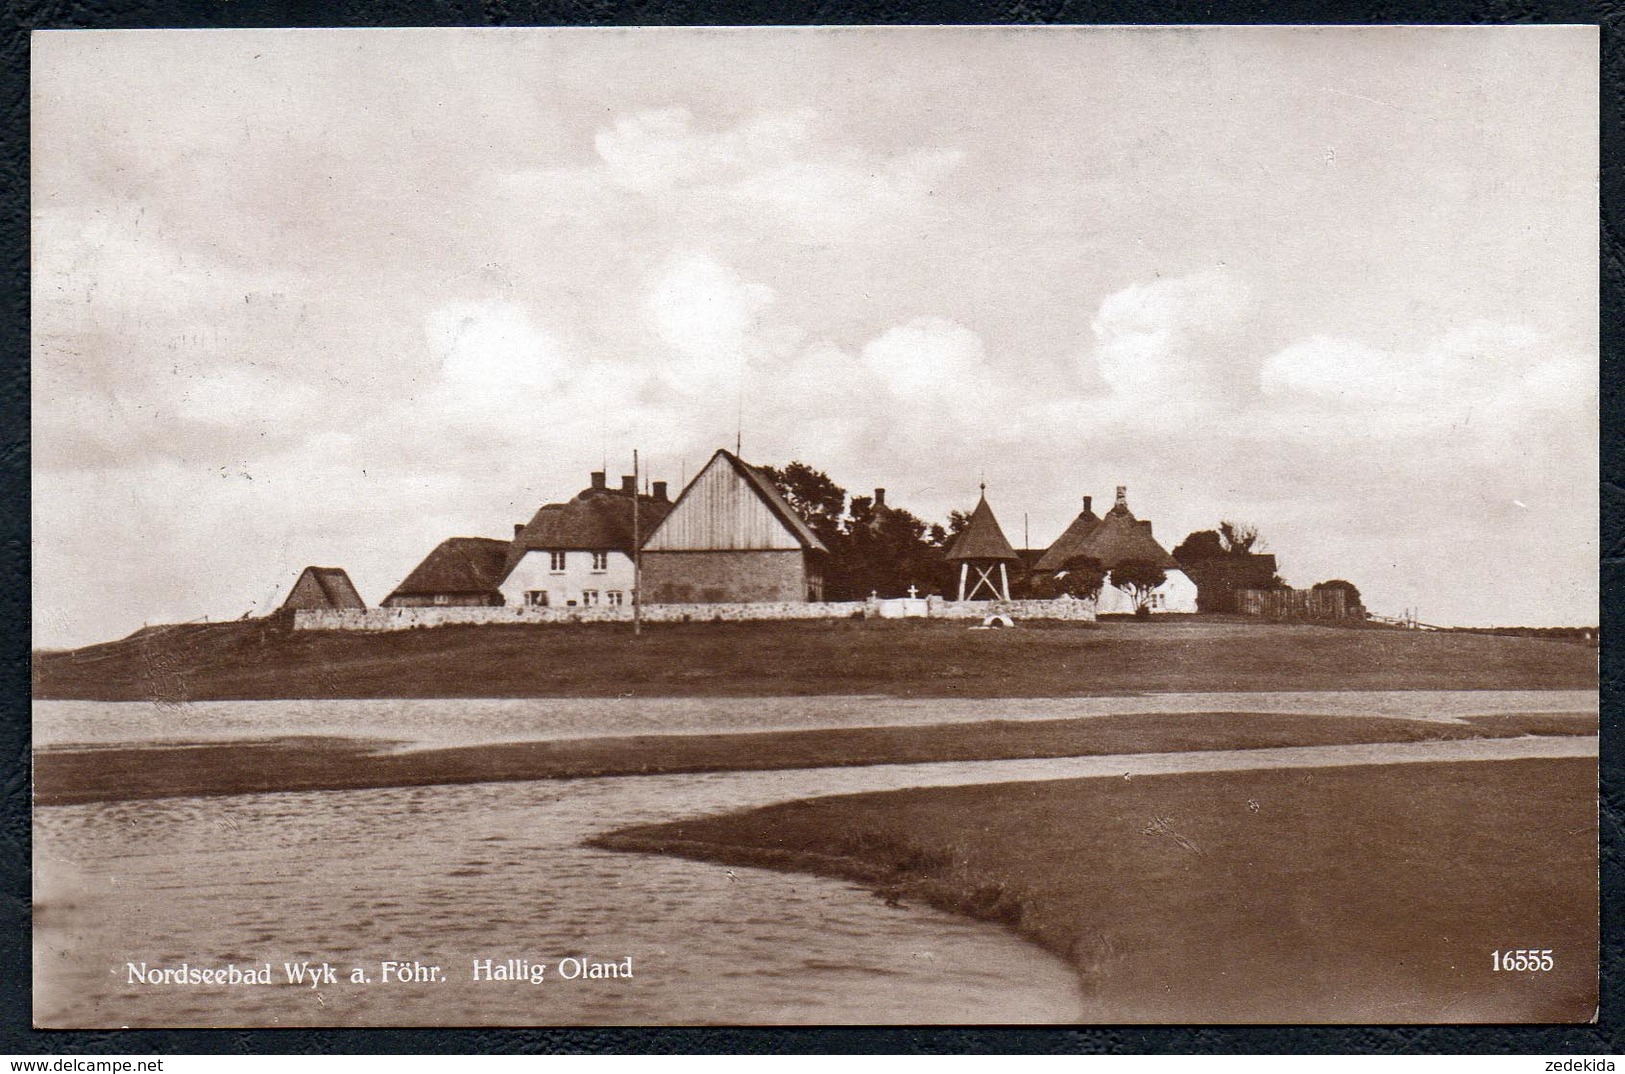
[1034,504,1103,572]
[944,494,1019,562]
[504,487,674,576]
[283,566,366,611]
[386,537,511,600]
[1074,495,1180,571]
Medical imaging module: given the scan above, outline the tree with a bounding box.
[759,462,847,551]
[1173,529,1226,562]
[760,461,951,600]
[1030,555,1107,601]
[941,510,972,545]
[1110,558,1168,617]
[1313,579,1363,610]
[1217,520,1263,555]
[843,495,942,599]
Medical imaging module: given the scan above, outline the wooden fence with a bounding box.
[1236,587,1354,621]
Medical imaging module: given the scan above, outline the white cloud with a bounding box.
[426,300,573,410]
[862,316,992,405]
[1260,320,1595,438]
[594,107,812,194]
[1086,269,1257,419]
[644,253,777,397]
[585,107,964,244]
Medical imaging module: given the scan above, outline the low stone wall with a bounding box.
[292,595,1095,631]
[924,596,1096,621]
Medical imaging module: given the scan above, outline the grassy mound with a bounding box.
[33,616,1599,701]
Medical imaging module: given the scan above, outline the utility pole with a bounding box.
[632,448,642,637]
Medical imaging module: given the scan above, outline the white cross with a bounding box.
[907,585,919,598]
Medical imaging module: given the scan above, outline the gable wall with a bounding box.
[643,457,802,551]
[281,571,334,611]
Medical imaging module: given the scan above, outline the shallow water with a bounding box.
[32,690,1599,750]
[34,767,1087,1027]
[33,727,1595,1028]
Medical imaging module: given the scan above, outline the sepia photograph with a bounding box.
[29,25,1600,1028]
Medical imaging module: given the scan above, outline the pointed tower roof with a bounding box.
[1075,486,1180,570]
[944,493,1019,562]
[1034,496,1103,572]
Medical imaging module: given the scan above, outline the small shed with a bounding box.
[943,488,1020,600]
[280,567,366,612]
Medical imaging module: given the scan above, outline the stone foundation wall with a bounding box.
[640,550,808,604]
[292,595,1095,631]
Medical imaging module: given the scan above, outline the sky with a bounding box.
[31,26,1599,647]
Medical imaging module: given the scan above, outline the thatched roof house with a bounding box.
[280,566,366,612]
[1072,487,1181,571]
[1033,495,1102,573]
[382,537,511,607]
[504,473,673,578]
[497,472,674,609]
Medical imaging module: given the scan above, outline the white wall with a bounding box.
[1096,568,1199,615]
[497,549,636,608]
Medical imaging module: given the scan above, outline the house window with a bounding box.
[526,590,549,607]
[606,591,623,606]
[591,551,609,571]
[582,590,600,606]
[549,551,567,572]
[433,594,451,606]
[1148,593,1166,610]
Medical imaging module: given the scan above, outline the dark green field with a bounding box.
[32,616,1598,701]
[595,757,1600,1023]
[31,709,1596,806]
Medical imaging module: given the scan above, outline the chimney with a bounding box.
[591,471,606,491]
[874,487,886,508]
[652,480,668,502]
[1115,485,1128,510]
[620,475,636,493]
[1083,495,1092,515]
[513,523,524,538]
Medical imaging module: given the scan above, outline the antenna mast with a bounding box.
[632,448,642,638]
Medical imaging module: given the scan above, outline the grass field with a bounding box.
[594,757,1600,1023]
[31,709,1597,805]
[32,616,1599,701]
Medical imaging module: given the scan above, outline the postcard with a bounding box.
[31,25,1599,1027]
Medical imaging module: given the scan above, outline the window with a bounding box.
[526,591,549,607]
[549,551,567,572]
[582,590,600,606]
[591,551,609,571]
[433,594,451,606]
[606,591,623,606]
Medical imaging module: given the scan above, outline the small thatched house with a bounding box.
[382,537,511,607]
[641,449,829,603]
[498,471,673,609]
[1038,487,1197,614]
[1032,495,1102,575]
[280,567,366,612]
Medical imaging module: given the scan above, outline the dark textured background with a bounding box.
[2,0,1619,1055]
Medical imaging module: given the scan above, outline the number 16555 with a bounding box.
[1493,949,1553,972]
